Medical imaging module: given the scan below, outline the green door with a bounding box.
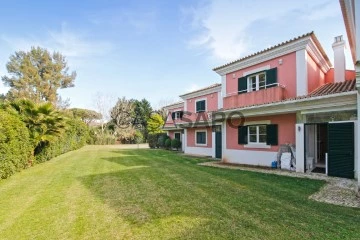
[328,122,354,179]
[214,126,222,159]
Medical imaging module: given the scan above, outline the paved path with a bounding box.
[199,161,360,208]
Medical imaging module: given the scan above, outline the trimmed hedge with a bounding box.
[0,110,33,179]
[35,118,90,163]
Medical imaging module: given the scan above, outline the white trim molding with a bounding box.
[180,85,222,100]
[214,35,331,76]
[244,120,271,126]
[222,149,277,167]
[195,129,207,146]
[185,146,212,156]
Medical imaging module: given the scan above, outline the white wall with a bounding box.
[296,49,308,96]
[185,146,213,156]
[296,123,305,173]
[222,149,277,167]
[211,131,216,158]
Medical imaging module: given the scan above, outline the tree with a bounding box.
[70,108,102,125]
[2,46,76,104]
[147,113,164,134]
[133,98,152,141]
[8,99,66,154]
[93,92,115,134]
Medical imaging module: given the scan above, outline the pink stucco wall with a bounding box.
[307,52,326,93]
[186,92,218,113]
[187,127,212,148]
[226,113,296,152]
[167,130,182,140]
[225,52,297,100]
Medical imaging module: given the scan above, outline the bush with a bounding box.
[134,130,144,144]
[88,128,116,145]
[148,133,167,148]
[165,138,171,149]
[171,139,182,150]
[0,110,33,179]
[158,134,169,148]
[35,118,90,163]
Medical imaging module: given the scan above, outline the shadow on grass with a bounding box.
[77,149,360,238]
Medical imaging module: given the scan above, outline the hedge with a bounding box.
[0,110,33,179]
[171,139,181,150]
[148,133,168,148]
[35,118,90,163]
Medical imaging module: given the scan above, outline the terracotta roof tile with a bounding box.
[213,31,331,71]
[180,83,221,97]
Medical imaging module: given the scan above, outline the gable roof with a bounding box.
[179,83,221,99]
[213,32,332,74]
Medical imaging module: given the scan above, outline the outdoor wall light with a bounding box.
[232,73,236,78]
[297,125,301,132]
[279,59,283,65]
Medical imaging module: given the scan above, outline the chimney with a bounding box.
[332,35,346,83]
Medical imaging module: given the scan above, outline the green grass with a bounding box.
[0,146,359,240]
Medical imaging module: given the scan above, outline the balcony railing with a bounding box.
[224,84,285,109]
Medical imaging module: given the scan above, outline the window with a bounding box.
[174,132,181,141]
[196,100,206,113]
[196,131,207,145]
[238,124,278,146]
[172,111,183,120]
[238,68,278,94]
[248,125,267,144]
[248,72,266,92]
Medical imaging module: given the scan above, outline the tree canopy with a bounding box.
[2,46,76,104]
[147,113,164,134]
[70,108,102,125]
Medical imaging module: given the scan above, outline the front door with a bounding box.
[214,126,222,159]
[328,122,354,179]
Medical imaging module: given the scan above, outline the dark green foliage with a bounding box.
[0,110,33,179]
[164,138,171,149]
[35,118,90,163]
[148,133,167,148]
[171,139,181,150]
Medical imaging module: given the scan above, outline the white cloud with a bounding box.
[1,23,113,65]
[182,0,340,61]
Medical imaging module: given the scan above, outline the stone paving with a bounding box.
[199,161,360,208]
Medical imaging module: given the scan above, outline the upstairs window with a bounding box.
[238,68,277,94]
[171,111,183,120]
[196,100,206,113]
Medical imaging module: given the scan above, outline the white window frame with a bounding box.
[195,98,207,113]
[247,72,266,92]
[244,124,271,149]
[174,111,181,120]
[195,130,207,146]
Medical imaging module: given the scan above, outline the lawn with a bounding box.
[0,146,359,239]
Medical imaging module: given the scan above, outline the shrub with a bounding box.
[0,110,33,179]
[88,128,116,145]
[148,133,167,148]
[35,118,90,163]
[164,138,171,149]
[134,130,144,144]
[171,139,182,150]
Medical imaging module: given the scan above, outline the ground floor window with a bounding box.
[196,131,207,145]
[174,132,181,141]
[248,125,266,144]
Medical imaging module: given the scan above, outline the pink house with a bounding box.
[163,31,358,180]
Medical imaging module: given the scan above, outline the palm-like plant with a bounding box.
[9,99,66,153]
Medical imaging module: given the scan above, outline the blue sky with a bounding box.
[0,0,353,110]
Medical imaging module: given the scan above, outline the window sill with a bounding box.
[244,144,271,149]
[195,143,207,147]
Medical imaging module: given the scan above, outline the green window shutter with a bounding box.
[238,126,248,144]
[266,124,278,145]
[196,101,200,112]
[171,112,175,119]
[266,68,277,88]
[201,100,206,111]
[238,77,248,94]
